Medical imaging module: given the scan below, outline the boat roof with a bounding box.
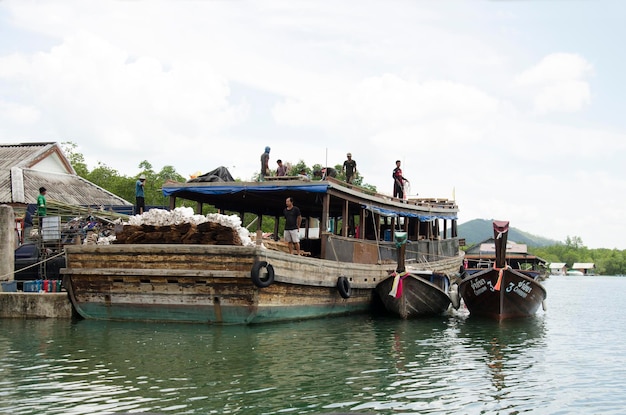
[162,177,458,221]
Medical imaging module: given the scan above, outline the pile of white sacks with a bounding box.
[98,207,254,246]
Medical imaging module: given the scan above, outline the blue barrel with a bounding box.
[384,229,392,241]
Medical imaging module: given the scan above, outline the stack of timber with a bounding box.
[114,222,242,245]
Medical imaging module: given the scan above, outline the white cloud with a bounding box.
[273,74,500,134]
[515,53,593,114]
[1,1,625,249]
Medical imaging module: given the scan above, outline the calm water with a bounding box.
[1,276,625,415]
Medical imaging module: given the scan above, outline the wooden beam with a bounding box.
[342,200,349,237]
[274,215,280,240]
[320,193,330,258]
[256,214,263,246]
[359,208,365,239]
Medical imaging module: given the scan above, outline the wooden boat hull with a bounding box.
[62,244,390,325]
[375,272,452,318]
[459,267,547,319]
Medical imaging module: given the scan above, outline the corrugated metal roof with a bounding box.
[572,263,595,269]
[0,142,56,169]
[549,263,567,268]
[1,142,131,207]
[22,169,131,206]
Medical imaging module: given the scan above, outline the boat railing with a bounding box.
[324,177,458,210]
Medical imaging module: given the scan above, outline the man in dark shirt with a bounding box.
[260,146,271,180]
[393,160,408,199]
[342,153,357,183]
[283,197,302,255]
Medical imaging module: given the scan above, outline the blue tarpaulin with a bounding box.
[162,183,330,197]
[362,204,457,221]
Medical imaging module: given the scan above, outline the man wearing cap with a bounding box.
[135,175,146,215]
[260,146,271,181]
[342,153,357,184]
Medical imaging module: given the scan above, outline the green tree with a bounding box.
[61,141,89,177]
[87,162,135,203]
[530,236,626,275]
[60,145,188,208]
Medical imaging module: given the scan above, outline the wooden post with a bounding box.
[359,208,365,239]
[320,194,330,258]
[274,215,280,241]
[256,214,263,246]
[305,216,311,239]
[0,205,15,283]
[414,218,420,241]
[342,200,348,237]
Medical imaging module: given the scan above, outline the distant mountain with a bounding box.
[455,219,560,247]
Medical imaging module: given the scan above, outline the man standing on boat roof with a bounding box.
[283,197,302,255]
[393,160,409,199]
[342,152,357,184]
[135,175,146,214]
[260,146,271,181]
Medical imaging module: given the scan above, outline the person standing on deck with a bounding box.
[135,175,146,215]
[283,197,302,255]
[342,153,357,184]
[260,146,271,180]
[36,186,47,229]
[393,160,408,199]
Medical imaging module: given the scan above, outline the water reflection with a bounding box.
[0,313,547,415]
[450,315,548,411]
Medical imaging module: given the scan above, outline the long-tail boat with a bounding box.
[62,174,462,324]
[458,220,547,319]
[374,230,461,318]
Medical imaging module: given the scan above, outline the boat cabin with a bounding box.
[162,177,460,267]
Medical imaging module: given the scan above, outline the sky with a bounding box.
[1,1,625,249]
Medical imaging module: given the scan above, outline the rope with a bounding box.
[0,250,65,280]
[492,264,510,291]
[327,234,341,263]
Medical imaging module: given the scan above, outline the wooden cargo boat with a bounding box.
[458,220,547,320]
[63,176,462,324]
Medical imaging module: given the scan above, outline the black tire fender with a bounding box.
[337,276,352,299]
[251,261,275,288]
